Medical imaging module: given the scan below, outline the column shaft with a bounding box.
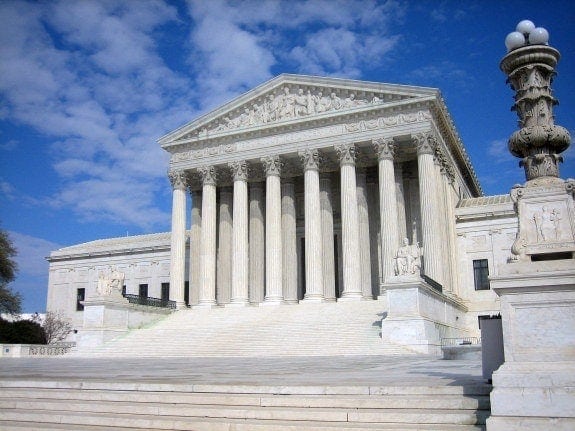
[230,161,249,305]
[249,182,265,304]
[198,166,217,306]
[335,144,362,299]
[374,138,399,286]
[216,187,232,305]
[262,156,283,303]
[168,170,187,308]
[189,190,202,306]
[415,133,443,285]
[300,149,324,301]
[320,174,336,301]
[282,180,298,303]
[356,168,372,299]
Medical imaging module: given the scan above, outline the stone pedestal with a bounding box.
[380,278,468,355]
[487,259,575,431]
[487,180,575,430]
[77,293,130,348]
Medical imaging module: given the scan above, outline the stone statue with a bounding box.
[96,268,125,296]
[393,238,422,276]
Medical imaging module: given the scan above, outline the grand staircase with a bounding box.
[0,379,490,430]
[72,300,413,357]
[0,301,491,430]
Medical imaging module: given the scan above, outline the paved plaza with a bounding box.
[0,355,485,389]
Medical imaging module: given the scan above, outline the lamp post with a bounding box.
[486,20,575,431]
[500,20,570,183]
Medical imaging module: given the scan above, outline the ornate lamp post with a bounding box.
[487,20,575,431]
[500,20,571,184]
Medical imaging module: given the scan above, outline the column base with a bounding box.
[194,301,218,309]
[302,294,324,303]
[226,300,249,307]
[260,298,284,306]
[338,293,363,302]
[175,301,188,310]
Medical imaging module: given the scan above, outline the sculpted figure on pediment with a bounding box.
[204,85,385,134]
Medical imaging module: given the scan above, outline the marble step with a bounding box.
[72,300,410,358]
[0,407,488,429]
[0,388,490,410]
[0,418,486,431]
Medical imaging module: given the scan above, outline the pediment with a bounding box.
[159,74,438,149]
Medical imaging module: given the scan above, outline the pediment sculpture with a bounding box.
[197,85,392,137]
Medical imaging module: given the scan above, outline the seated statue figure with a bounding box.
[393,238,422,277]
[96,267,125,296]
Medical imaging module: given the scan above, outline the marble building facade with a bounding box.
[47,75,514,338]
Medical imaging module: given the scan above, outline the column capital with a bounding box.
[198,166,217,186]
[299,149,322,171]
[168,169,187,191]
[261,155,282,176]
[335,143,356,166]
[413,132,438,156]
[229,160,249,181]
[373,137,395,161]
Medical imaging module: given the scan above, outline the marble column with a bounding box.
[249,181,265,304]
[217,186,232,305]
[229,161,249,305]
[395,162,408,244]
[189,190,202,306]
[320,173,336,301]
[262,156,283,304]
[197,166,217,307]
[414,132,443,286]
[282,179,298,303]
[367,178,381,295]
[300,149,324,302]
[168,170,187,308]
[374,138,399,286]
[335,143,362,299]
[356,168,372,299]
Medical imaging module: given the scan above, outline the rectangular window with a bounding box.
[121,285,126,297]
[76,288,85,311]
[161,282,170,302]
[138,283,148,298]
[473,259,490,290]
[184,281,189,306]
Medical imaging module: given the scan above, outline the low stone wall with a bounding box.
[381,278,471,355]
[1,342,76,358]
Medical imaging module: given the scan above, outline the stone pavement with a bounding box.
[0,355,484,388]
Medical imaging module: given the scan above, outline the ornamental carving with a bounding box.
[229,160,249,181]
[168,169,187,190]
[393,238,422,277]
[261,155,282,176]
[198,166,217,186]
[96,267,125,297]
[203,86,387,135]
[335,143,356,166]
[532,205,562,242]
[299,149,322,171]
[500,44,571,182]
[373,138,395,161]
[413,132,437,156]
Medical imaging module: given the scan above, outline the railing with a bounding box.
[422,274,443,293]
[441,337,481,347]
[29,342,76,356]
[123,294,176,309]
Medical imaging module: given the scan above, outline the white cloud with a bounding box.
[0,0,196,230]
[10,231,62,278]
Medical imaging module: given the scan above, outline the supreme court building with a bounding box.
[47,75,515,346]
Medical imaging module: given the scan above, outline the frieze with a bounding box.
[170,111,431,166]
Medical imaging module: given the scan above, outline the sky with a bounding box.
[1,0,574,313]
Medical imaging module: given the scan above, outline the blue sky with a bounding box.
[1,0,574,313]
